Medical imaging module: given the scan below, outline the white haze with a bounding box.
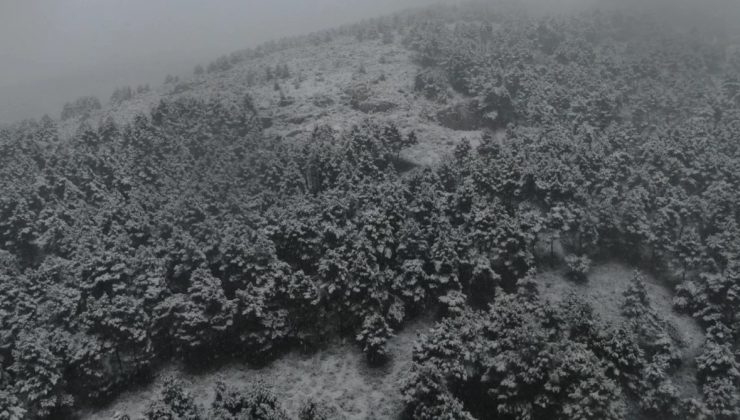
[0,0,446,124]
[0,0,738,124]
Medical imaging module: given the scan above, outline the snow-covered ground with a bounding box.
[60,35,481,167]
[80,316,433,420]
[536,262,705,398]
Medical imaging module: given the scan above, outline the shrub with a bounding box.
[298,399,339,420]
[110,86,134,105]
[207,56,233,73]
[60,96,101,120]
[622,271,650,318]
[144,377,203,420]
[356,312,393,365]
[565,254,591,282]
[414,69,449,102]
[0,389,26,420]
[209,381,289,420]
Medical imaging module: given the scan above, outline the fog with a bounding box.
[0,0,447,124]
[1,0,739,125]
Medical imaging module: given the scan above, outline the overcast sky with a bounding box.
[0,0,449,124]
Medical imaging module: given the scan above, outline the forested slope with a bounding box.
[2,1,740,419]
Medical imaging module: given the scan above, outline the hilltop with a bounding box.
[2,2,740,419]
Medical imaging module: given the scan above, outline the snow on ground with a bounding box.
[233,36,480,166]
[60,35,480,166]
[69,34,489,420]
[535,261,705,397]
[68,33,711,420]
[80,316,433,420]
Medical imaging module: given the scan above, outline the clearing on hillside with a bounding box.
[536,262,705,397]
[80,317,433,420]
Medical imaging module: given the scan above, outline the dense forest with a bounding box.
[1,1,740,419]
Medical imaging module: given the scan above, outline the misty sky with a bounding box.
[0,0,447,124]
[1,0,738,125]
